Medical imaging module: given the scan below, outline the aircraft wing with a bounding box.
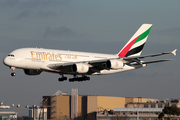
[47,59,108,69]
[45,49,176,73]
[46,59,109,74]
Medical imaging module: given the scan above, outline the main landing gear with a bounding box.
[69,76,90,82]
[10,67,16,76]
[58,75,90,82]
[58,75,67,82]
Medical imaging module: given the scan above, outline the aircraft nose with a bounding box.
[3,57,9,66]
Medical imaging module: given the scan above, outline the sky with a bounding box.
[0,0,180,116]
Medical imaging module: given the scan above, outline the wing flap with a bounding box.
[46,59,109,73]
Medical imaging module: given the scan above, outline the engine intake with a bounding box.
[23,69,42,75]
[106,59,124,69]
[72,63,89,73]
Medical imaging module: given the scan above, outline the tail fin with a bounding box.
[118,24,152,58]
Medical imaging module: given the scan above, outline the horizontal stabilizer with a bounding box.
[172,49,177,56]
[123,49,177,60]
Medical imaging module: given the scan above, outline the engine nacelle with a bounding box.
[72,63,89,73]
[106,59,124,69]
[23,69,42,75]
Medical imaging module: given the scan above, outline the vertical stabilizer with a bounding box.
[118,24,152,58]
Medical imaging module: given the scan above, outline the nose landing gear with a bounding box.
[11,72,16,76]
[10,67,16,76]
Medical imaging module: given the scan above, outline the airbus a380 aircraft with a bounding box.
[3,24,177,82]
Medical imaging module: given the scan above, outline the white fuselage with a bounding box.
[3,48,145,75]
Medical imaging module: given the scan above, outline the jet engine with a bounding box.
[72,63,89,73]
[106,59,124,69]
[23,69,42,75]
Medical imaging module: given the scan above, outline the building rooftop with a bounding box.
[114,108,163,112]
[0,111,18,115]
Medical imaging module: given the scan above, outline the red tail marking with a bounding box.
[118,36,138,58]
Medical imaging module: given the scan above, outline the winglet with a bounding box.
[172,49,177,56]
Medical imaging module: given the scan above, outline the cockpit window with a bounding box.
[8,54,14,57]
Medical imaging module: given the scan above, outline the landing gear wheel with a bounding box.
[58,78,62,82]
[58,77,67,82]
[11,72,16,76]
[83,76,90,80]
[64,77,67,80]
[69,75,90,82]
[69,78,75,82]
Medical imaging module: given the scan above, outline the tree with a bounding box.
[17,116,33,120]
[158,112,164,120]
[158,106,180,120]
